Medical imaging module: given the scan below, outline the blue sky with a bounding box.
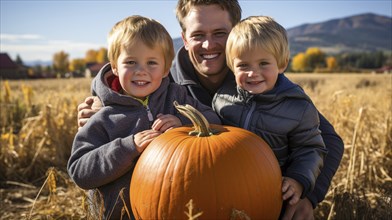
[1,0,391,63]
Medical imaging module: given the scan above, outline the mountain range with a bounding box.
[173,13,392,56]
[24,13,391,66]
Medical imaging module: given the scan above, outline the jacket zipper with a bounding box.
[243,101,256,130]
[145,104,154,122]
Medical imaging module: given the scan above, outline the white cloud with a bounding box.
[0,34,44,41]
[0,33,105,61]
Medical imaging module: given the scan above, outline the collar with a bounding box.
[133,96,149,107]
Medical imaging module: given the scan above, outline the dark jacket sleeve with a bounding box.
[306,112,344,208]
[284,102,327,198]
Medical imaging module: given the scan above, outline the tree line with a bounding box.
[289,47,391,73]
[23,48,109,78]
[20,47,392,78]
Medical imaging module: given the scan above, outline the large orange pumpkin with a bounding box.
[130,102,282,219]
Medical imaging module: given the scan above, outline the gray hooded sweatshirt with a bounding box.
[67,63,221,219]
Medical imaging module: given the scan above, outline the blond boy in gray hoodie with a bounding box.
[67,15,220,220]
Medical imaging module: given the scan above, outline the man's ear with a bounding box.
[181,32,189,50]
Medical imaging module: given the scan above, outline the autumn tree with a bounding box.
[306,47,326,70]
[53,51,69,76]
[291,52,308,72]
[326,56,338,71]
[85,49,98,63]
[97,47,108,63]
[69,58,86,74]
[291,47,327,72]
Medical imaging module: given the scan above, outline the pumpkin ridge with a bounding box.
[205,135,219,213]
[159,133,190,218]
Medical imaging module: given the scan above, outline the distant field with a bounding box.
[1,73,391,219]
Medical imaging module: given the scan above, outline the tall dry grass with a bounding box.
[1,78,91,219]
[0,73,391,219]
[288,73,392,219]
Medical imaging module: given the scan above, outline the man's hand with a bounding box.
[77,96,102,128]
[281,197,314,220]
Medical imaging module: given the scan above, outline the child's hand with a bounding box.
[152,113,182,132]
[134,129,162,153]
[282,177,303,205]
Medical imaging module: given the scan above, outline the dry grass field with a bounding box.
[1,73,391,219]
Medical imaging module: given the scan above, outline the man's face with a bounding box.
[181,4,233,78]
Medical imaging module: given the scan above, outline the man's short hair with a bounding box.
[176,0,242,33]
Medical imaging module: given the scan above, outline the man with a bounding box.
[78,1,344,219]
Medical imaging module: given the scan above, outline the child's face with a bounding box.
[112,41,168,100]
[232,48,285,94]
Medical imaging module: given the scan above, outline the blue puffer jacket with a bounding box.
[213,73,328,198]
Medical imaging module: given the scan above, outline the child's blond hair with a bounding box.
[107,15,174,73]
[226,16,290,71]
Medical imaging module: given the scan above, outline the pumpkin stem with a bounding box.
[173,101,218,137]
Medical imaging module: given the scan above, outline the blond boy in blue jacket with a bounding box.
[213,16,328,215]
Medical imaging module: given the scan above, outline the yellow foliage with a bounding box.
[305,47,326,69]
[291,52,308,72]
[305,47,324,56]
[53,51,70,73]
[85,48,108,64]
[97,47,108,63]
[85,49,98,63]
[326,56,338,71]
[291,47,327,72]
[69,58,86,72]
